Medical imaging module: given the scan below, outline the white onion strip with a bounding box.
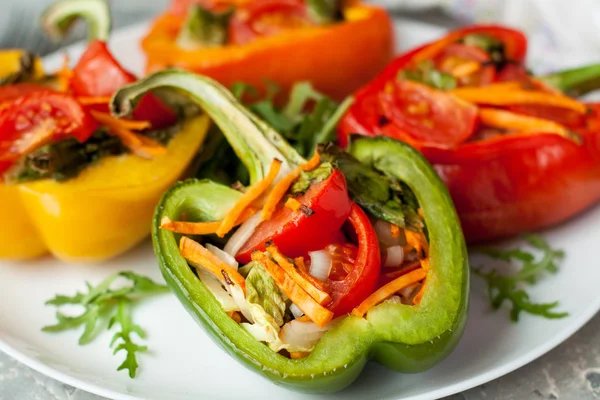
[308,249,332,282]
[224,212,262,257]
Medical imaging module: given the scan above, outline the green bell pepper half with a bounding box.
[110,69,469,393]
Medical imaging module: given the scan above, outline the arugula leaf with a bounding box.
[473,234,568,321]
[43,271,169,378]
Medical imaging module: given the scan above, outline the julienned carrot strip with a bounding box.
[412,280,427,305]
[90,111,152,130]
[390,224,401,238]
[252,252,334,328]
[483,81,523,91]
[450,61,481,78]
[180,236,246,293]
[405,230,429,271]
[478,108,580,143]
[450,88,587,114]
[294,257,329,292]
[410,31,463,65]
[57,54,72,92]
[380,261,421,282]
[266,245,331,305]
[160,207,258,235]
[77,96,111,105]
[261,152,321,221]
[216,159,282,237]
[284,197,302,211]
[352,268,428,318]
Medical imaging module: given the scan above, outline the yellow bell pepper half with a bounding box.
[1,115,210,262]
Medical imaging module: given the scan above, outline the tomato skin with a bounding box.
[229,0,311,46]
[70,40,137,98]
[377,80,478,149]
[0,83,48,104]
[0,91,98,173]
[327,203,380,316]
[236,168,352,264]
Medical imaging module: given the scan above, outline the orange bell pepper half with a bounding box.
[141,1,394,100]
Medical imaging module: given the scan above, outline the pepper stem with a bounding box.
[41,0,111,43]
[540,64,600,97]
[110,70,305,185]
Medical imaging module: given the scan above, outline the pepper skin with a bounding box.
[113,70,468,392]
[339,25,600,243]
[2,115,210,261]
[141,2,394,100]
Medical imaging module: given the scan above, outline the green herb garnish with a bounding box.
[473,234,568,322]
[43,271,170,378]
[399,60,457,91]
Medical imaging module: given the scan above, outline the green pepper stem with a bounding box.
[41,0,111,43]
[540,64,600,97]
[110,70,305,185]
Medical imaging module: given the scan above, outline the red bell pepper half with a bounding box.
[339,25,600,243]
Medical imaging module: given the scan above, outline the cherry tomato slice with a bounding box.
[236,168,352,264]
[0,83,48,104]
[495,63,529,82]
[229,0,312,46]
[378,79,478,149]
[326,203,381,316]
[0,91,98,173]
[435,43,496,87]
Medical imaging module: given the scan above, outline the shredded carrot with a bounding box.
[261,152,321,221]
[412,279,427,305]
[449,88,587,114]
[77,96,111,105]
[252,251,333,328]
[450,61,481,78]
[295,315,311,322]
[289,351,310,359]
[405,230,430,271]
[478,108,580,144]
[266,245,331,305]
[409,32,464,65]
[160,208,258,235]
[284,197,302,211]
[56,54,73,92]
[294,257,329,292]
[179,236,246,293]
[380,261,421,282]
[390,224,401,238]
[227,311,242,323]
[482,81,524,91]
[216,159,282,237]
[90,110,163,158]
[352,268,428,318]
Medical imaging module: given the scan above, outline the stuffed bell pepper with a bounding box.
[0,0,209,261]
[339,25,600,243]
[141,0,394,100]
[110,70,469,392]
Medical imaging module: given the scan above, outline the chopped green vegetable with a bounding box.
[176,4,233,49]
[399,60,457,91]
[319,142,424,232]
[460,33,506,67]
[245,263,288,326]
[473,234,568,322]
[307,0,342,25]
[43,271,170,378]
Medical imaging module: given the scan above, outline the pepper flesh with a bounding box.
[339,25,600,243]
[141,2,394,100]
[115,70,468,392]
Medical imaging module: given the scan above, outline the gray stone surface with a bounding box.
[1,1,599,399]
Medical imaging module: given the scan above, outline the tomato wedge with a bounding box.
[0,83,47,104]
[71,40,177,128]
[0,91,97,173]
[378,80,478,149]
[435,43,496,86]
[229,0,312,46]
[236,168,352,264]
[326,203,381,316]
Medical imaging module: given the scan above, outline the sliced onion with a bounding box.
[384,245,405,268]
[196,269,238,312]
[280,320,331,351]
[399,284,417,299]
[224,212,262,257]
[229,284,254,323]
[373,219,404,248]
[206,243,238,269]
[308,249,332,282]
[290,303,304,319]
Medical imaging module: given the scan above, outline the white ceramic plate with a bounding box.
[1,18,600,400]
